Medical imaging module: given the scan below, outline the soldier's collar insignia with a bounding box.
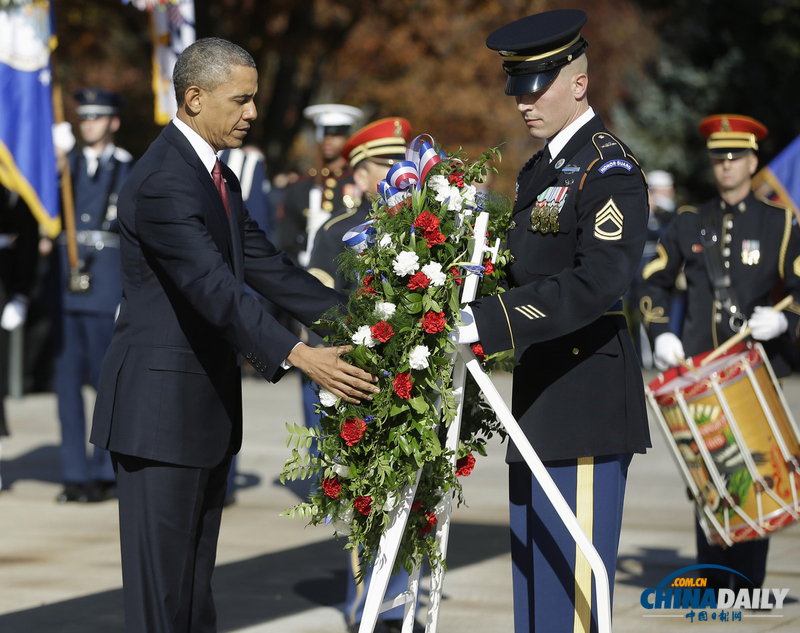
[554,158,565,169]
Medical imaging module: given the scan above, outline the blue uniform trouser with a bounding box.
[55,311,115,484]
[509,453,632,633]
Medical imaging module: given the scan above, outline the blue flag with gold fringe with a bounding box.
[0,0,59,237]
[753,134,800,217]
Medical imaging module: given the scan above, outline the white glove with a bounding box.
[748,306,788,341]
[653,332,685,371]
[1,295,29,331]
[453,306,480,344]
[52,121,76,153]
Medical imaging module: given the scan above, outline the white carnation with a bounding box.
[332,506,354,536]
[428,175,450,196]
[408,345,431,370]
[461,184,478,203]
[447,188,463,211]
[352,325,376,348]
[379,233,395,249]
[421,262,446,287]
[318,388,338,408]
[331,462,350,479]
[374,301,397,320]
[393,250,420,276]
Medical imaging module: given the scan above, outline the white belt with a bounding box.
[58,230,120,250]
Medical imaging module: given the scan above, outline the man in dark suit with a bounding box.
[457,10,650,632]
[90,38,378,633]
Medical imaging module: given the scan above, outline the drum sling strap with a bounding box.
[699,203,746,332]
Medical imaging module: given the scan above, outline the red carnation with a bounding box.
[450,266,462,286]
[407,271,431,290]
[357,285,376,297]
[393,371,413,399]
[370,321,395,343]
[483,258,495,275]
[413,211,440,233]
[448,174,465,188]
[421,310,447,334]
[456,453,476,477]
[362,274,375,286]
[420,511,438,535]
[322,477,343,499]
[424,231,446,248]
[341,417,367,446]
[411,500,422,511]
[354,496,372,516]
[471,343,486,362]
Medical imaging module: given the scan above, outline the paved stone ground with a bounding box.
[0,368,799,632]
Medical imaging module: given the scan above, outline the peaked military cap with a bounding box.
[699,114,768,159]
[74,87,125,120]
[486,9,589,96]
[341,117,412,168]
[303,104,364,142]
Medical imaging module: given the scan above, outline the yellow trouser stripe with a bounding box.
[349,548,364,626]
[574,457,594,633]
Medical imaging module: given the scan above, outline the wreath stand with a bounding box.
[356,211,612,633]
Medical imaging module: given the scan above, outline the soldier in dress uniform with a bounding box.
[638,114,800,595]
[308,116,414,633]
[277,103,363,267]
[456,10,651,631]
[53,88,134,503]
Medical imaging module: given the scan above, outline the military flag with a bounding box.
[123,0,195,125]
[0,0,60,237]
[753,134,800,216]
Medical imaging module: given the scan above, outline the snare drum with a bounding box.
[646,341,800,546]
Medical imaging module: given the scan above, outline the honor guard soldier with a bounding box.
[639,114,800,595]
[309,116,413,633]
[456,10,651,632]
[53,88,134,503]
[277,103,363,267]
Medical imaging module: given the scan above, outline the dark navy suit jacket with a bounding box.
[90,122,341,468]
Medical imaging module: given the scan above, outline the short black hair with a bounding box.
[173,38,256,106]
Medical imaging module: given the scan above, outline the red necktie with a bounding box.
[212,159,229,217]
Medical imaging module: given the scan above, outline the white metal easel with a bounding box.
[357,211,612,633]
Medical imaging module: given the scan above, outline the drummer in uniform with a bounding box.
[277,103,363,267]
[457,10,651,632]
[308,116,415,633]
[638,114,800,594]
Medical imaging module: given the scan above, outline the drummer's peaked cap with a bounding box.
[699,114,768,159]
[486,9,589,96]
[341,117,412,168]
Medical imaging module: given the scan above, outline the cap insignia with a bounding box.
[721,116,732,132]
[394,120,403,137]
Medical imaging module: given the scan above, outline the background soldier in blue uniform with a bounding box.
[308,116,414,633]
[457,10,651,631]
[53,88,134,503]
[638,114,800,597]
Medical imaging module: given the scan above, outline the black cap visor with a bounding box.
[505,67,560,97]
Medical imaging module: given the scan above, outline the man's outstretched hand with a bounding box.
[288,344,379,404]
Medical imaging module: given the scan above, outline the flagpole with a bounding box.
[51,84,81,281]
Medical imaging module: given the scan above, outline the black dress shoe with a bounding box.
[86,480,117,503]
[57,482,87,503]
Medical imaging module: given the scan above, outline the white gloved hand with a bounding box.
[453,306,480,345]
[52,121,76,153]
[1,295,29,331]
[748,306,788,341]
[653,332,685,371]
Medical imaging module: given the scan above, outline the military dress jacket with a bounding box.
[639,192,800,377]
[307,196,370,293]
[471,115,651,462]
[57,146,134,315]
[90,123,342,469]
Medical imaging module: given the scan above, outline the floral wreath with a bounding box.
[281,136,515,576]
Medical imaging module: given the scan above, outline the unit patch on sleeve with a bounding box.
[594,197,624,241]
[597,159,633,175]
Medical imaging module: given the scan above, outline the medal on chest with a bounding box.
[741,239,760,265]
[531,186,569,234]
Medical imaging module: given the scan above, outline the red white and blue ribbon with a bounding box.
[378,135,445,210]
[343,220,377,252]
